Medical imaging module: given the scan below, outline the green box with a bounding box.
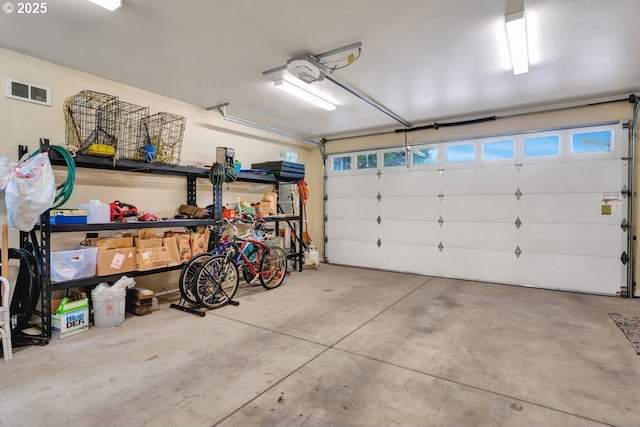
[52,298,89,339]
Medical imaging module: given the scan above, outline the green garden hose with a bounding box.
[31,145,76,209]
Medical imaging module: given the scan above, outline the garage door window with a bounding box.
[446,143,475,163]
[357,153,378,169]
[332,156,352,172]
[383,150,407,168]
[524,135,560,157]
[483,139,514,161]
[572,130,612,154]
[412,146,438,166]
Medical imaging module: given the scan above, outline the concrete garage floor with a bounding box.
[1,265,639,427]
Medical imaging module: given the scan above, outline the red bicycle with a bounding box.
[193,217,287,309]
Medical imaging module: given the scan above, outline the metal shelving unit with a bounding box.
[18,139,304,341]
[42,220,215,291]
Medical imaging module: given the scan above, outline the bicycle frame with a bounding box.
[209,216,284,286]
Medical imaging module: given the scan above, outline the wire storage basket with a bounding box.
[138,112,186,165]
[117,101,150,161]
[64,90,120,157]
[264,236,284,250]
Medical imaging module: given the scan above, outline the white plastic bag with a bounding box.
[92,276,136,296]
[0,156,16,191]
[4,152,55,231]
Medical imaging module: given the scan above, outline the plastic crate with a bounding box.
[51,247,98,283]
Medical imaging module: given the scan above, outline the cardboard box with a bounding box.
[50,209,88,225]
[96,247,136,276]
[51,298,89,338]
[135,237,163,249]
[84,236,134,250]
[136,247,169,271]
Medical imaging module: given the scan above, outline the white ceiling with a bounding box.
[1,0,639,140]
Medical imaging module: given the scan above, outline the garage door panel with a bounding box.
[380,196,440,221]
[379,244,441,276]
[441,195,517,222]
[519,160,622,193]
[327,175,379,198]
[518,194,623,224]
[520,224,623,258]
[327,198,379,220]
[440,248,517,284]
[440,166,518,194]
[325,124,628,295]
[441,223,517,251]
[517,253,621,295]
[379,221,440,246]
[380,170,441,196]
[326,241,380,269]
[326,219,379,243]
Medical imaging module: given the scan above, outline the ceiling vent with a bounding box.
[5,78,51,106]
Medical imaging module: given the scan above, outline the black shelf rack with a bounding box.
[37,219,216,233]
[19,139,304,342]
[42,220,215,291]
[50,151,284,184]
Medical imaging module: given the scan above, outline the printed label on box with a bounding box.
[110,252,126,270]
[142,250,151,265]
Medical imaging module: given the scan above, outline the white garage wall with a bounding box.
[0,48,324,289]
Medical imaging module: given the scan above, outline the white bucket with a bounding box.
[91,288,126,328]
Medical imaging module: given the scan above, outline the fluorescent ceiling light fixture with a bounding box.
[88,0,121,11]
[274,80,336,111]
[505,11,529,75]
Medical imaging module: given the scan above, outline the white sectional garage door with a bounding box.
[326,123,629,295]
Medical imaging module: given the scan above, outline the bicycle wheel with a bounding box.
[194,254,239,309]
[179,253,211,304]
[259,246,287,290]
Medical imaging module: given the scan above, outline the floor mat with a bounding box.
[609,312,640,355]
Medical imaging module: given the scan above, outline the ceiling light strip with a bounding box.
[505,11,529,75]
[274,80,336,111]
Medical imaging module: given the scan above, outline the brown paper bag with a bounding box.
[163,236,181,266]
[190,227,211,256]
[139,229,160,239]
[259,192,278,215]
[176,233,192,263]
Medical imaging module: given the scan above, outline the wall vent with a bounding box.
[5,78,51,106]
